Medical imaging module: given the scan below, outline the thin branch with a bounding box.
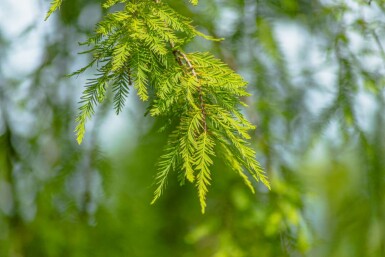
[169,41,207,132]
[170,42,183,66]
[175,50,207,132]
[153,0,207,131]
[180,52,207,130]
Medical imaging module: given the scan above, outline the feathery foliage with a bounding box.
[44,0,62,20]
[46,0,270,213]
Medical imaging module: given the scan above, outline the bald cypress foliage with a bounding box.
[46,0,269,213]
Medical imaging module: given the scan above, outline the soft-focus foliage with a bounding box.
[0,0,385,256]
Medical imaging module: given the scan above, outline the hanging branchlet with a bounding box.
[46,0,270,213]
[171,45,207,132]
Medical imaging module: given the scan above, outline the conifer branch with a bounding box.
[45,0,270,213]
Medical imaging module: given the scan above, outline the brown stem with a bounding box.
[171,46,207,132]
[155,0,207,131]
[177,51,207,132]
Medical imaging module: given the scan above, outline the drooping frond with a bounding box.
[111,42,131,72]
[194,132,215,213]
[111,67,130,114]
[217,140,255,194]
[129,50,150,101]
[151,132,180,204]
[178,110,203,182]
[45,0,270,212]
[205,104,270,189]
[44,0,62,21]
[75,66,112,144]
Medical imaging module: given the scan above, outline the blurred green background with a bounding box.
[1,0,385,256]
